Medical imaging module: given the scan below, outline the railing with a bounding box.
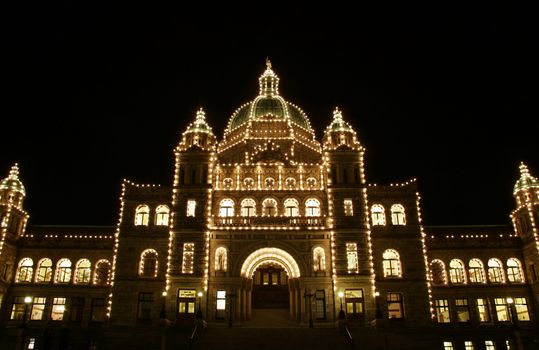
[188,324,198,350]
[212,216,326,228]
[344,324,354,349]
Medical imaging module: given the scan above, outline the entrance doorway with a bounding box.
[252,263,289,309]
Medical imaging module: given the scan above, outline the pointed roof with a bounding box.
[0,163,26,196]
[325,107,356,133]
[513,162,539,195]
[183,108,214,135]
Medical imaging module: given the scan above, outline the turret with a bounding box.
[511,162,539,242]
[0,163,26,210]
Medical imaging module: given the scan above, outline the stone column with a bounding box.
[241,288,247,321]
[236,288,241,320]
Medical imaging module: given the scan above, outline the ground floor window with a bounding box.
[484,340,495,350]
[216,290,226,319]
[513,297,530,321]
[10,297,25,320]
[315,290,326,320]
[455,298,470,322]
[435,299,450,323]
[494,298,510,322]
[91,298,105,322]
[70,297,84,322]
[51,297,66,321]
[464,340,474,350]
[387,293,403,319]
[443,341,454,350]
[345,289,364,320]
[30,297,46,320]
[138,293,154,320]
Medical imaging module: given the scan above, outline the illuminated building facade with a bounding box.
[0,62,537,349]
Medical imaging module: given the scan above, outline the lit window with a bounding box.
[387,293,403,319]
[306,177,317,189]
[178,289,196,314]
[284,198,299,217]
[435,299,451,323]
[75,259,92,284]
[476,298,490,322]
[16,257,33,283]
[222,178,233,189]
[344,199,353,216]
[371,204,385,226]
[241,198,256,217]
[30,297,46,320]
[449,259,466,284]
[55,259,72,283]
[35,258,52,283]
[134,204,150,226]
[346,243,358,272]
[264,177,275,190]
[155,205,170,225]
[455,299,470,322]
[488,258,505,283]
[138,293,154,320]
[390,204,406,225]
[285,177,296,189]
[10,297,26,320]
[216,290,226,310]
[186,200,197,217]
[139,249,158,277]
[219,199,235,217]
[443,341,454,350]
[28,338,35,350]
[262,198,278,216]
[182,243,194,274]
[383,249,402,277]
[506,340,514,350]
[94,259,111,285]
[51,297,66,321]
[468,259,486,283]
[215,247,227,272]
[513,297,530,321]
[506,258,524,283]
[464,341,475,350]
[494,298,510,321]
[484,340,495,350]
[305,198,321,217]
[313,247,326,272]
[243,177,254,190]
[345,289,364,318]
[430,259,447,284]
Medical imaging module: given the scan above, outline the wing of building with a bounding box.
[1,63,538,349]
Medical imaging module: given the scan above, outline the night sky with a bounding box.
[1,5,537,226]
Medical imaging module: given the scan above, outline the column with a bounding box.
[236,288,241,320]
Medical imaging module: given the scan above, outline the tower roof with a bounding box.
[0,163,26,196]
[513,162,539,195]
[183,108,214,135]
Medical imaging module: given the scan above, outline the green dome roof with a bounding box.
[514,162,539,195]
[0,163,25,196]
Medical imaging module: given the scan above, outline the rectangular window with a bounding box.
[494,298,510,322]
[344,199,353,216]
[10,297,25,320]
[443,341,454,350]
[346,243,358,273]
[90,298,105,322]
[187,200,196,217]
[387,293,403,319]
[485,340,496,350]
[138,293,154,320]
[435,299,451,323]
[28,338,36,349]
[464,341,474,350]
[51,297,66,321]
[506,340,514,350]
[254,271,261,285]
[30,297,46,320]
[263,272,269,285]
[455,299,470,322]
[70,297,84,322]
[216,290,226,310]
[513,297,530,321]
[315,290,326,320]
[477,298,490,322]
[345,289,364,319]
[182,243,195,274]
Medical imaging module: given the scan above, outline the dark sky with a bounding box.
[1,4,537,226]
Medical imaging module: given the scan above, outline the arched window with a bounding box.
[468,259,486,283]
[306,177,317,189]
[139,249,158,277]
[262,198,278,216]
[390,204,406,225]
[55,259,72,283]
[371,204,386,226]
[449,259,466,284]
[94,259,111,285]
[429,259,447,284]
[488,258,505,283]
[75,259,92,284]
[305,198,321,217]
[219,199,235,217]
[215,247,228,272]
[284,198,299,217]
[285,177,296,190]
[155,205,170,226]
[382,249,402,277]
[134,204,150,226]
[16,258,33,283]
[313,247,326,272]
[240,198,256,217]
[35,258,53,283]
[506,258,524,283]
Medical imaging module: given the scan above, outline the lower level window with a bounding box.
[455,299,470,322]
[70,297,84,322]
[138,293,154,320]
[494,298,510,322]
[30,297,46,320]
[10,297,25,320]
[387,293,403,319]
[464,341,474,350]
[91,298,105,322]
[51,297,66,321]
[513,297,530,321]
[443,341,454,350]
[484,340,495,350]
[345,289,364,319]
[435,299,450,323]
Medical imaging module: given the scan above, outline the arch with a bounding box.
[135,204,150,226]
[468,258,486,283]
[219,198,235,217]
[382,249,402,277]
[430,259,447,284]
[262,197,278,216]
[55,258,72,283]
[241,247,301,278]
[390,204,406,225]
[305,198,321,217]
[240,198,257,217]
[139,249,158,277]
[16,257,33,283]
[506,258,524,283]
[155,205,170,226]
[284,198,299,217]
[449,259,466,284]
[488,258,505,283]
[94,259,111,285]
[371,204,386,226]
[35,258,53,283]
[74,259,92,284]
[312,246,326,272]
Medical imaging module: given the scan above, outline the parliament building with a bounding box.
[0,62,538,349]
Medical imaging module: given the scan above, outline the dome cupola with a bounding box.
[0,163,26,197]
[322,108,361,150]
[513,162,539,202]
[177,108,217,152]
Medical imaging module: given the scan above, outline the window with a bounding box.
[435,299,451,323]
[284,198,299,217]
[513,297,530,321]
[506,340,514,350]
[264,177,275,190]
[139,249,158,277]
[430,259,447,284]
[187,200,197,217]
[449,259,466,284]
[138,293,154,320]
[240,198,256,217]
[28,338,35,350]
[476,298,490,322]
[30,297,46,320]
[51,297,66,321]
[345,289,364,319]
[35,258,52,283]
[285,177,296,189]
[488,259,505,283]
[390,204,406,225]
[371,204,386,226]
[16,258,33,283]
[313,247,326,272]
[216,290,226,310]
[468,259,485,283]
[222,178,233,189]
[305,198,321,217]
[178,289,196,315]
[219,199,234,217]
[182,243,194,274]
[455,299,470,322]
[155,205,170,225]
[506,258,524,283]
[70,297,84,322]
[91,298,105,322]
[10,297,26,320]
[75,259,92,284]
[55,259,72,283]
[243,177,254,190]
[484,340,496,350]
[134,204,150,226]
[306,177,317,189]
[383,249,402,277]
[464,341,475,350]
[494,298,510,321]
[94,259,111,285]
[387,293,403,319]
[443,342,454,350]
[315,290,326,320]
[262,198,278,216]
[346,243,358,272]
[344,199,353,216]
[215,247,227,272]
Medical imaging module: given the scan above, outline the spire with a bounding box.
[195,107,206,124]
[184,107,213,135]
[8,163,20,180]
[513,162,539,195]
[333,107,344,123]
[519,162,531,179]
[0,163,26,197]
[259,58,280,96]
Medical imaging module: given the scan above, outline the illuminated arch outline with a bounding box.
[241,247,301,278]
